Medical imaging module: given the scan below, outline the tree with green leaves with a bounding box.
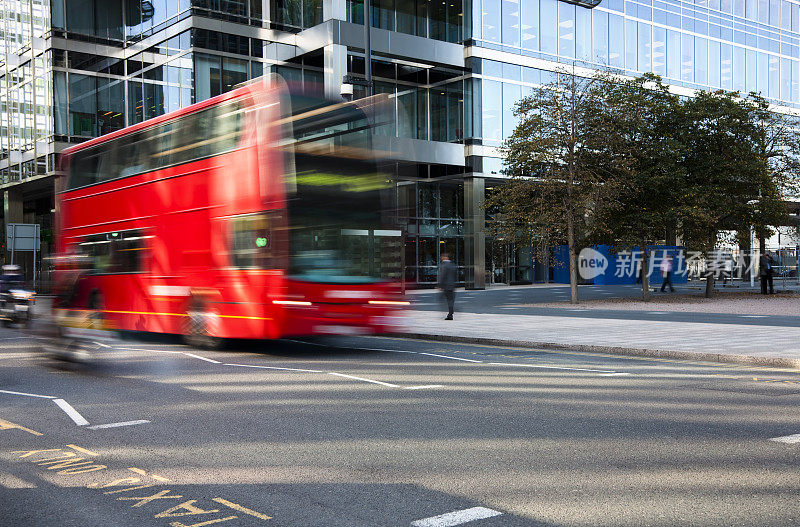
[589,73,685,301]
[677,90,800,297]
[485,70,617,304]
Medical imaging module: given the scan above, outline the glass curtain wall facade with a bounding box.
[470,0,799,105]
[0,0,54,184]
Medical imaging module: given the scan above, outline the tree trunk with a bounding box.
[567,213,579,304]
[641,245,651,302]
[705,271,715,298]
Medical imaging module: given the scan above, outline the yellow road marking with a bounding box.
[212,498,272,520]
[68,444,99,456]
[0,418,42,436]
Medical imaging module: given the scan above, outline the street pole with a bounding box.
[750,226,755,288]
[364,0,372,96]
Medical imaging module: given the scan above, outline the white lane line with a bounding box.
[88,420,150,430]
[285,339,329,347]
[183,352,221,364]
[411,506,503,526]
[770,433,800,444]
[0,389,56,399]
[122,348,183,354]
[404,385,444,390]
[418,352,483,363]
[225,363,324,373]
[488,362,619,374]
[374,349,484,363]
[740,315,769,318]
[53,399,89,426]
[328,372,400,388]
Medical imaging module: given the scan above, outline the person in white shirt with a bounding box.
[660,254,675,293]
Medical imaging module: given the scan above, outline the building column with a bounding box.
[323,0,347,21]
[323,44,348,100]
[3,188,23,266]
[464,176,485,289]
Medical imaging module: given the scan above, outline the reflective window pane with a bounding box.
[625,19,637,70]
[780,58,791,101]
[576,7,591,62]
[721,43,733,89]
[708,40,721,87]
[758,0,768,23]
[746,49,757,93]
[734,46,745,92]
[609,14,624,67]
[695,37,708,85]
[502,83,521,138]
[638,21,651,72]
[558,2,575,58]
[681,33,694,82]
[502,0,520,46]
[757,51,768,94]
[483,0,501,42]
[768,54,779,98]
[521,0,539,51]
[482,80,502,143]
[667,29,680,79]
[540,0,558,54]
[593,10,608,65]
[652,26,666,77]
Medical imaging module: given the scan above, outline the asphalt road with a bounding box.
[411,284,800,327]
[2,324,800,526]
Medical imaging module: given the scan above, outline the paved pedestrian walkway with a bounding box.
[399,310,800,369]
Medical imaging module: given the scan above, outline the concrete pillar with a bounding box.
[3,188,24,268]
[323,44,348,100]
[464,176,485,289]
[323,0,347,21]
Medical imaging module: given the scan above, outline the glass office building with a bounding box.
[2,0,799,287]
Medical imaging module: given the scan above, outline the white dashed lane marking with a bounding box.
[0,389,56,399]
[52,398,89,426]
[411,506,503,526]
[770,433,800,444]
[88,420,150,430]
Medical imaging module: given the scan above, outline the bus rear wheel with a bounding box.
[183,299,224,350]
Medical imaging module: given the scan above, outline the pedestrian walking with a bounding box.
[438,253,456,320]
[660,254,675,293]
[759,252,775,294]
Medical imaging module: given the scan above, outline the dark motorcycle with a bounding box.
[0,288,34,327]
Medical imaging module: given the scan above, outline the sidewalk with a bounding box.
[398,310,800,369]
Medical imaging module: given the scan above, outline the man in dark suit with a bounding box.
[759,252,775,294]
[438,253,457,320]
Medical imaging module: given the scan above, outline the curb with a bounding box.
[393,332,800,370]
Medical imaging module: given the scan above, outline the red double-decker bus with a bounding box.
[53,78,406,347]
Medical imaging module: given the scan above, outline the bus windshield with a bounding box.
[284,94,400,284]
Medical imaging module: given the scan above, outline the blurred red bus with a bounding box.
[53,79,406,347]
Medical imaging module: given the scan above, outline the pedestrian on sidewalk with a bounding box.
[438,253,456,320]
[660,254,675,293]
[759,252,775,294]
